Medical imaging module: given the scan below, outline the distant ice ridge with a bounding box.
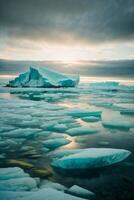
[89,81,120,90]
[7,67,80,88]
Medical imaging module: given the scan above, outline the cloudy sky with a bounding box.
[0,0,134,61]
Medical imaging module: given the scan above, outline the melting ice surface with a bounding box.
[0,76,134,200]
[51,148,131,169]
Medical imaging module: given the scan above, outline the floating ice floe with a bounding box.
[102,120,134,130]
[89,100,113,108]
[0,191,33,200]
[67,126,98,136]
[113,103,134,115]
[0,189,86,200]
[68,185,95,199]
[82,116,100,122]
[67,109,102,118]
[0,167,38,191]
[51,148,131,170]
[7,67,79,88]
[49,149,82,159]
[40,180,67,191]
[42,138,71,149]
[21,188,86,200]
[1,128,42,138]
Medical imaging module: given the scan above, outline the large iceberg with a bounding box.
[51,148,131,170]
[7,67,79,88]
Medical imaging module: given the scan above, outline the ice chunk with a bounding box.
[68,185,95,199]
[51,148,131,170]
[102,120,134,130]
[67,126,98,136]
[7,67,79,88]
[67,109,101,118]
[90,100,113,108]
[0,177,37,191]
[2,128,42,138]
[40,180,67,191]
[49,149,82,159]
[20,188,86,200]
[82,116,100,122]
[52,124,68,132]
[0,191,33,200]
[0,167,37,191]
[113,103,134,115]
[0,167,29,180]
[0,189,85,200]
[42,138,71,149]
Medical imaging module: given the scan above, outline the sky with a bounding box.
[0,0,134,61]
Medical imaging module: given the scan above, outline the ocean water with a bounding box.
[0,76,134,200]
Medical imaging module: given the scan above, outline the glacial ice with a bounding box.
[102,120,134,130]
[0,167,38,191]
[0,177,37,191]
[49,149,82,159]
[40,180,67,191]
[20,188,86,200]
[0,167,29,180]
[0,191,33,200]
[42,138,71,149]
[68,185,95,199]
[67,126,98,136]
[113,103,134,115]
[82,116,100,122]
[7,67,79,88]
[1,128,42,138]
[67,109,102,118]
[0,189,86,200]
[51,148,131,169]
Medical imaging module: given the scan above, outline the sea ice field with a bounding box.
[0,77,134,200]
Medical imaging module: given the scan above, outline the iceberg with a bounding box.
[51,148,131,170]
[7,67,79,88]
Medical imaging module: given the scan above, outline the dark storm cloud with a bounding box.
[0,0,134,44]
